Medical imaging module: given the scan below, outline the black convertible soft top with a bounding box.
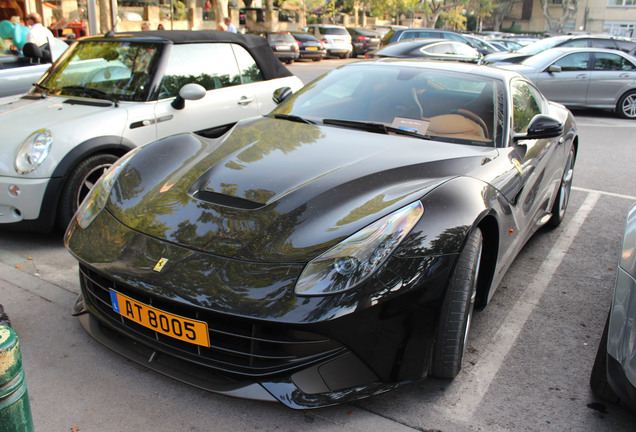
[90,30,293,81]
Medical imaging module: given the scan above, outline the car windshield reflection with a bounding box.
[272,64,498,146]
[37,40,162,102]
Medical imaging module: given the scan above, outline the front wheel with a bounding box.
[617,90,636,119]
[431,227,483,379]
[57,153,120,230]
[548,146,575,228]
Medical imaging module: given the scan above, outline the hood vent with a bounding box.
[192,190,265,210]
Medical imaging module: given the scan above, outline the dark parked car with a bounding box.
[591,203,636,412]
[368,39,481,63]
[290,32,326,61]
[382,28,495,55]
[267,31,299,64]
[499,47,636,118]
[66,60,577,409]
[484,34,636,65]
[346,27,381,57]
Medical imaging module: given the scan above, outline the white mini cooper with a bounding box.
[0,30,303,231]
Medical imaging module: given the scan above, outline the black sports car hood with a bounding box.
[106,117,493,262]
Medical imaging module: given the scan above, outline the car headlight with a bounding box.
[15,129,53,174]
[295,201,424,296]
[75,148,140,229]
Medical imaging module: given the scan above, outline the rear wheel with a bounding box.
[617,90,636,119]
[548,146,575,227]
[431,227,483,379]
[57,153,120,230]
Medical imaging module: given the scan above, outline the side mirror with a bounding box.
[514,115,563,141]
[273,86,293,104]
[171,83,206,110]
[548,64,562,74]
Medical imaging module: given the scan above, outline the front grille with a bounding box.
[79,264,345,378]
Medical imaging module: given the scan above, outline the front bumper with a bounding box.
[66,209,455,407]
[0,175,50,223]
[75,292,401,409]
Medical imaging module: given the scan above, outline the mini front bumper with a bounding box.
[0,175,50,223]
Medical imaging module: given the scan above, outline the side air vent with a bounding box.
[192,190,264,210]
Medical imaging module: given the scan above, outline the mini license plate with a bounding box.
[110,289,210,348]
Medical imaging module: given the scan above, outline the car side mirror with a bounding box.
[273,86,293,104]
[514,115,563,141]
[171,83,206,110]
[548,64,562,74]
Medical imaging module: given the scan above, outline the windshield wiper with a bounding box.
[272,113,315,124]
[32,82,50,97]
[61,86,119,106]
[322,118,430,140]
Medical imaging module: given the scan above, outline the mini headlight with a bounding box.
[15,129,53,174]
[295,201,424,296]
[75,148,140,229]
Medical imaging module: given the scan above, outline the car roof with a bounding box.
[78,30,293,81]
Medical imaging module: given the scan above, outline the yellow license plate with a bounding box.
[109,289,210,348]
[307,47,317,51]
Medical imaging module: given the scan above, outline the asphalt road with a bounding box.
[0,59,635,431]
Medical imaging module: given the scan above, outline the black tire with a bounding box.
[590,312,621,404]
[548,146,575,228]
[617,90,636,119]
[57,153,120,230]
[431,227,483,379]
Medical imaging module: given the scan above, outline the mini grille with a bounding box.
[79,264,345,377]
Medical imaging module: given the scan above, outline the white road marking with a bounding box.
[573,186,636,202]
[439,191,601,421]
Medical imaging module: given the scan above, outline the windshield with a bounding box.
[516,36,570,55]
[271,64,499,146]
[37,40,163,102]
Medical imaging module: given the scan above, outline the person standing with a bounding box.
[223,17,237,33]
[25,12,54,47]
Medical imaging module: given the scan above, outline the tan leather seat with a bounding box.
[427,114,490,142]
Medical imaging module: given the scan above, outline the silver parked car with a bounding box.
[499,47,636,118]
[590,203,636,412]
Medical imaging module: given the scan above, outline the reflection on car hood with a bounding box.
[108,116,491,261]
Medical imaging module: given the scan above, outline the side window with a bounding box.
[590,39,617,50]
[593,52,624,71]
[553,53,589,71]
[561,38,589,48]
[452,42,479,56]
[444,33,465,42]
[615,40,636,53]
[511,81,543,134]
[424,43,455,54]
[160,43,242,98]
[231,44,264,84]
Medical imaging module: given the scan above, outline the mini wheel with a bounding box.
[57,153,120,230]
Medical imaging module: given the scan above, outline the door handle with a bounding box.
[238,96,254,106]
[576,74,587,79]
[619,73,630,78]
